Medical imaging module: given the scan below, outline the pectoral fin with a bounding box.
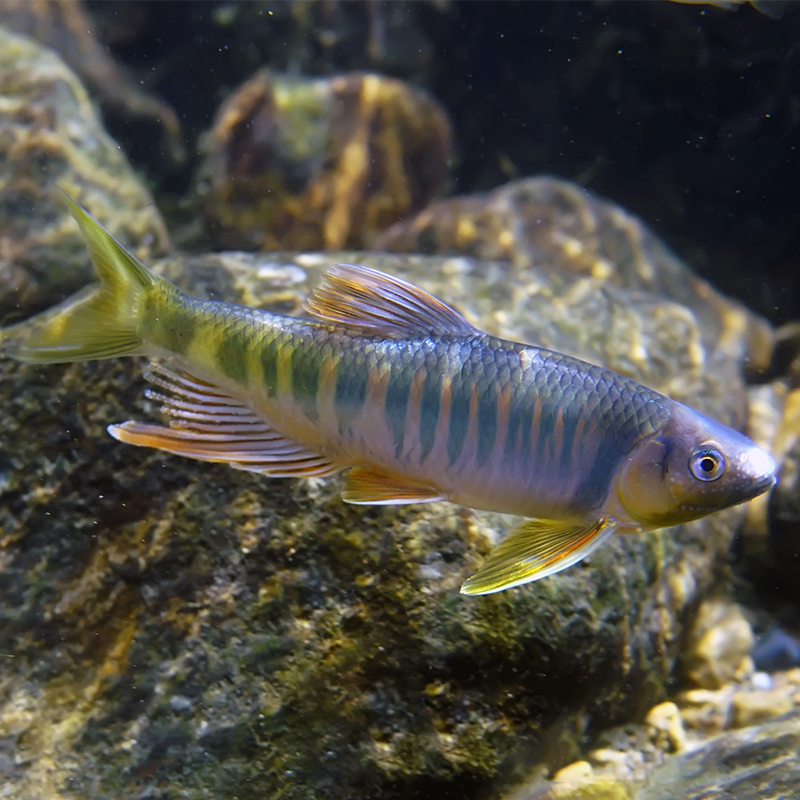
[460,518,614,595]
[342,466,446,505]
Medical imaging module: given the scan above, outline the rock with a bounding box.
[0,26,169,318]
[760,378,800,602]
[752,627,800,672]
[644,702,686,753]
[681,598,755,690]
[501,707,800,800]
[736,369,800,599]
[0,185,777,798]
[750,671,773,690]
[637,708,800,800]
[730,689,794,728]
[375,177,774,386]
[778,667,800,688]
[587,748,645,784]
[739,382,785,543]
[675,688,733,735]
[0,0,184,162]
[199,70,451,251]
[551,760,594,783]
[503,771,634,800]
[505,773,633,800]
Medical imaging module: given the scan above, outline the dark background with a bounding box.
[87,0,800,324]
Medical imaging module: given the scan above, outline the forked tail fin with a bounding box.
[1,190,161,363]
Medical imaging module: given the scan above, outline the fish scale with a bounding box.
[0,193,777,594]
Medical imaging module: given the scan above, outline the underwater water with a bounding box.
[1,2,800,799]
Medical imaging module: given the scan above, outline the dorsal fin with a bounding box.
[303,263,477,338]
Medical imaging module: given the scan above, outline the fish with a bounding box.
[0,193,778,595]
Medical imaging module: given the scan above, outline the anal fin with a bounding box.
[342,466,446,505]
[108,362,340,478]
[460,518,614,595]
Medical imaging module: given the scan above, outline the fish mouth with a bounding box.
[730,473,777,505]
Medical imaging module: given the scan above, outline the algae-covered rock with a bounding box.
[0,217,775,800]
[376,177,774,383]
[735,336,800,601]
[680,598,755,690]
[0,25,169,319]
[0,0,183,162]
[499,709,800,800]
[637,708,800,800]
[199,70,451,251]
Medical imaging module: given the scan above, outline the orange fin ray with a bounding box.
[108,363,340,478]
[304,263,477,338]
[342,466,446,505]
[143,364,231,401]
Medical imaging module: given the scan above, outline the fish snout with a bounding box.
[730,446,778,505]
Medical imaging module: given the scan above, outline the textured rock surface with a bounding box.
[680,598,755,690]
[376,177,775,385]
[501,709,800,800]
[763,383,800,601]
[199,70,451,251]
[0,0,183,162]
[0,225,773,799]
[494,603,800,800]
[638,708,800,800]
[736,343,800,601]
[0,25,169,319]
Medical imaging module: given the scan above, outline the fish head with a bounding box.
[615,401,777,528]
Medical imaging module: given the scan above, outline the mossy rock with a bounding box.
[0,231,773,799]
[0,25,168,320]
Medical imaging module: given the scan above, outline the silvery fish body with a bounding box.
[0,194,778,594]
[215,325,670,521]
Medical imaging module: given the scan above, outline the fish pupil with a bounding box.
[689,447,725,482]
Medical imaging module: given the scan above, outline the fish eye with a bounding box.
[689,447,726,482]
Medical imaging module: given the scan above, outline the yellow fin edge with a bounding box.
[461,518,614,595]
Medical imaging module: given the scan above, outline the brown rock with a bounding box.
[0,0,183,161]
[200,70,451,251]
[637,708,800,800]
[550,760,594,783]
[0,26,169,318]
[735,374,800,606]
[675,687,733,735]
[681,598,755,690]
[376,176,774,384]
[731,689,794,728]
[645,701,687,753]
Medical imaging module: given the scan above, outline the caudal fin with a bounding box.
[1,191,160,363]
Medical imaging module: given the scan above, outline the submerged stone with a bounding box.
[0,0,183,162]
[0,26,169,319]
[680,598,755,690]
[0,232,776,799]
[500,709,800,800]
[376,176,774,384]
[199,70,451,252]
